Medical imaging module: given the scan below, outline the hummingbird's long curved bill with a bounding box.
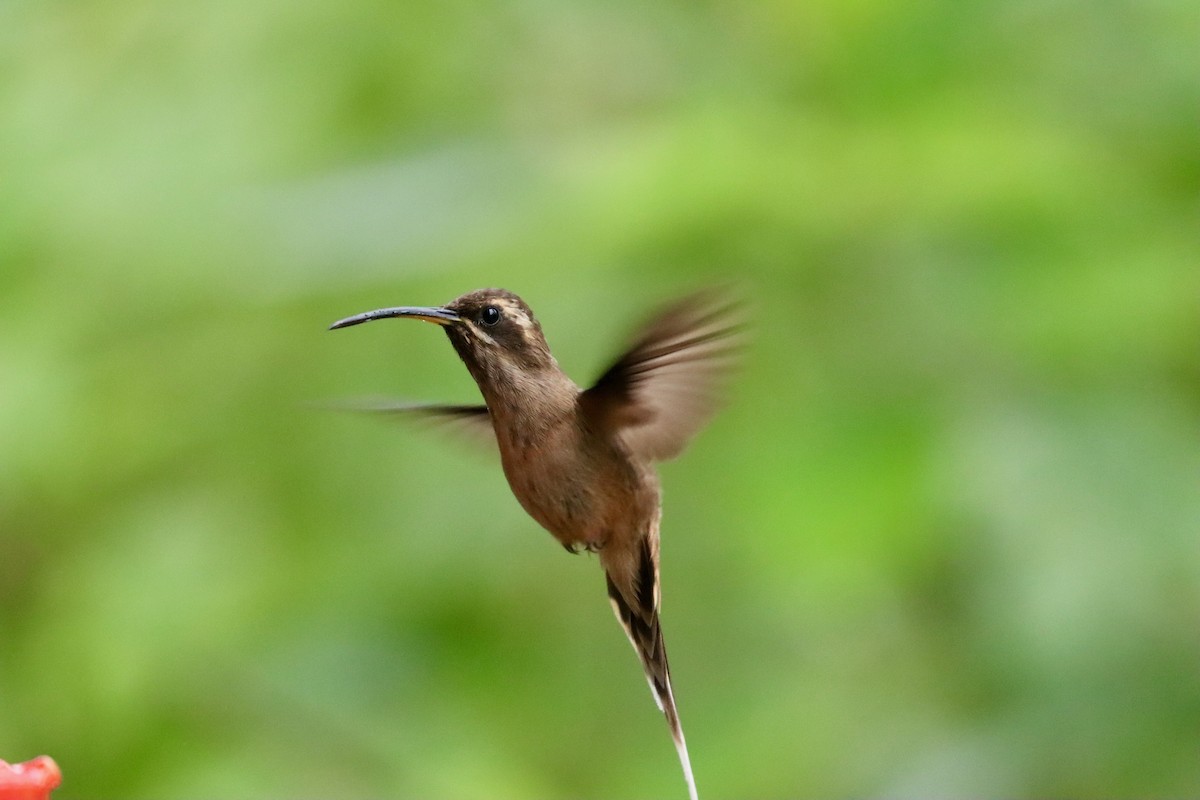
[329,306,461,330]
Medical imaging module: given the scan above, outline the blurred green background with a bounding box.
[2,0,1198,797]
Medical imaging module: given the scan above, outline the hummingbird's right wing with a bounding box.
[580,289,741,461]
[327,398,497,451]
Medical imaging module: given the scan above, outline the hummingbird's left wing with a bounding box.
[579,289,741,461]
[328,398,496,450]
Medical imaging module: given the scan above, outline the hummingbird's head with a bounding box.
[329,288,557,389]
[441,288,556,377]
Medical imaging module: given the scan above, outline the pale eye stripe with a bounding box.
[494,298,534,330]
[468,297,538,347]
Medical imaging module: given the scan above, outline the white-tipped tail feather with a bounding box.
[604,537,699,800]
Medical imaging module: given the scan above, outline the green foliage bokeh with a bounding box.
[2,1,1198,797]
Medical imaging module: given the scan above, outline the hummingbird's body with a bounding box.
[330,288,739,800]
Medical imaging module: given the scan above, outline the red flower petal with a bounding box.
[0,757,62,800]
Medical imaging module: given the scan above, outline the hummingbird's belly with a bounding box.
[500,444,653,549]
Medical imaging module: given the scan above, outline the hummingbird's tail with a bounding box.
[603,537,699,800]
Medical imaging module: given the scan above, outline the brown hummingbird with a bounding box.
[329,288,740,800]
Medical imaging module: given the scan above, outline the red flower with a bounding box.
[0,757,61,800]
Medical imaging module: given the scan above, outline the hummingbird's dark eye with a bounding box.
[480,306,502,326]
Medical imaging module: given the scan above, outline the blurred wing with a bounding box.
[327,397,496,451]
[579,289,741,461]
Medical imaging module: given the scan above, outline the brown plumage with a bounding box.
[330,288,741,800]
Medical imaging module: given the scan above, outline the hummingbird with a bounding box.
[329,288,740,800]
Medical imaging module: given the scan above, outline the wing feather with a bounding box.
[326,398,496,450]
[580,289,742,461]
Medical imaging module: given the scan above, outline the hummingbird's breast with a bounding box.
[494,410,658,550]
